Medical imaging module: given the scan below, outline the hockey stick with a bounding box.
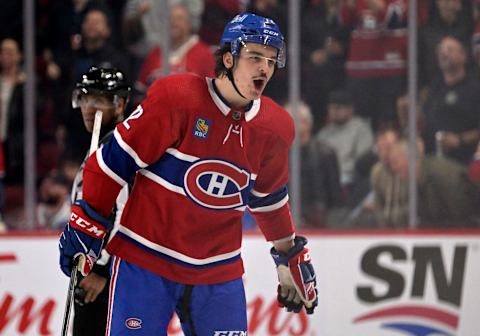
[61,110,103,336]
[60,259,78,336]
[89,110,103,156]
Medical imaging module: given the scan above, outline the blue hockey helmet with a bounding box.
[220,13,286,68]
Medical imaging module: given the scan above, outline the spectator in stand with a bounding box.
[348,125,399,226]
[302,0,350,130]
[198,0,243,47]
[285,100,343,228]
[369,132,407,228]
[422,36,480,166]
[69,8,130,82]
[0,38,25,186]
[374,137,480,228]
[37,172,71,230]
[317,89,373,198]
[43,0,116,62]
[394,91,424,136]
[37,2,118,170]
[419,0,474,88]
[339,0,408,130]
[57,153,83,189]
[123,0,204,77]
[59,8,131,163]
[134,1,215,103]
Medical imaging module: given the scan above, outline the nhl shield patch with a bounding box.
[194,117,211,139]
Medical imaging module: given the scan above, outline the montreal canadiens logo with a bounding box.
[125,317,142,329]
[184,159,250,209]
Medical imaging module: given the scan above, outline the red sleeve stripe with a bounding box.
[114,129,148,168]
[248,195,289,213]
[97,148,128,186]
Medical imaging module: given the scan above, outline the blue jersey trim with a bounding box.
[248,185,288,209]
[146,151,190,187]
[101,137,142,182]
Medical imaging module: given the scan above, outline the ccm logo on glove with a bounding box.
[70,206,107,239]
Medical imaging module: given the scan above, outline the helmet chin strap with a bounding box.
[226,58,248,100]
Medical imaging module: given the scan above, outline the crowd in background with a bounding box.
[2,0,480,231]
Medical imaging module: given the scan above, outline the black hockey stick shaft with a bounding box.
[60,110,103,335]
[61,261,78,336]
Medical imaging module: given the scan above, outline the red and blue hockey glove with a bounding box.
[270,236,318,314]
[59,200,112,277]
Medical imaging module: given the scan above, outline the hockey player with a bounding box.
[68,66,131,335]
[60,13,317,335]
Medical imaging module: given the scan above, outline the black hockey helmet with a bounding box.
[72,66,131,108]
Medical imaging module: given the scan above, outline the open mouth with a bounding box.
[253,79,265,90]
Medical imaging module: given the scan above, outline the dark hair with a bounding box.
[214,45,232,77]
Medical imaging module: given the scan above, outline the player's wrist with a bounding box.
[70,200,112,239]
[272,236,307,262]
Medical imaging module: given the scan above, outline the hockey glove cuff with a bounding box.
[270,236,318,314]
[59,200,112,277]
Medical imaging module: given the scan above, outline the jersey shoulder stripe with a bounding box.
[96,149,127,186]
[114,129,148,168]
[100,130,145,183]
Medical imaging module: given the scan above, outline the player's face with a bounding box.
[233,43,278,100]
[78,94,122,132]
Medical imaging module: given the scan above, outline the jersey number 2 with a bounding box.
[123,105,144,130]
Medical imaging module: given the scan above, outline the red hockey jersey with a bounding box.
[82,74,295,284]
[136,36,215,92]
[340,0,408,78]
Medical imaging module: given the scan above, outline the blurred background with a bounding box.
[1,0,480,232]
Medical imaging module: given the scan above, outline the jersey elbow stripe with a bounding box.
[96,149,127,186]
[118,225,242,268]
[251,189,269,197]
[248,186,288,209]
[248,194,289,213]
[114,129,148,168]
